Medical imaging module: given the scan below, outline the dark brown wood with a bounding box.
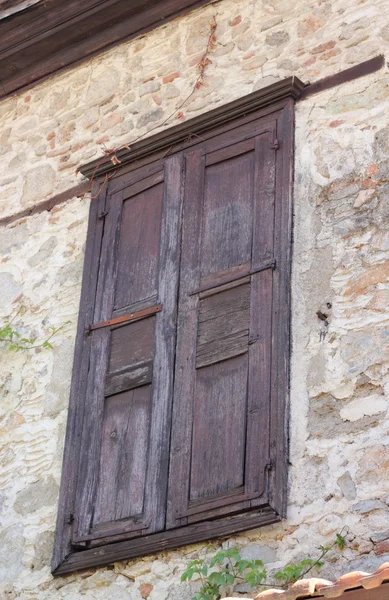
[93,385,152,531]
[166,149,204,529]
[54,507,280,574]
[72,189,124,542]
[246,129,276,503]
[0,0,213,99]
[104,316,156,396]
[114,181,164,310]
[54,94,295,575]
[0,181,90,228]
[89,304,162,331]
[52,182,107,572]
[301,54,385,98]
[196,282,250,368]
[268,99,294,518]
[80,78,305,178]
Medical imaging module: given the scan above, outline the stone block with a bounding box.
[0,525,24,585]
[352,499,387,514]
[22,164,55,205]
[14,476,58,515]
[337,472,357,501]
[240,543,277,563]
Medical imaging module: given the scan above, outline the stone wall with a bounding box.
[0,0,389,598]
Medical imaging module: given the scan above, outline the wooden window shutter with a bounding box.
[53,81,301,574]
[71,155,183,546]
[167,117,281,527]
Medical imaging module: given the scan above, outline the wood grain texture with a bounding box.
[196,282,250,368]
[114,182,163,310]
[246,130,276,502]
[0,0,214,98]
[190,355,248,501]
[54,98,294,573]
[141,153,184,534]
[94,385,152,527]
[200,151,254,279]
[54,508,280,574]
[268,100,294,518]
[72,190,124,542]
[166,149,204,530]
[52,182,107,572]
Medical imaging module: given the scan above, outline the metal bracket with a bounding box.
[269,138,279,150]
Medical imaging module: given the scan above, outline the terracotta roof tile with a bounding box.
[222,562,389,600]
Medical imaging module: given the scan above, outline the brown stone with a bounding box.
[375,540,389,555]
[345,261,389,296]
[230,15,242,26]
[139,583,153,598]
[311,40,336,54]
[329,120,344,128]
[162,71,180,84]
[357,445,389,485]
[297,16,322,37]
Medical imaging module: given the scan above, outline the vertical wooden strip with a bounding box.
[246,131,276,499]
[52,181,107,571]
[166,150,205,529]
[143,153,184,533]
[72,190,124,541]
[94,386,152,524]
[268,100,294,517]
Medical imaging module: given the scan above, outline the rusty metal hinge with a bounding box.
[269,138,279,150]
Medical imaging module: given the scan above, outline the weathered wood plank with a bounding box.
[94,386,152,526]
[72,190,124,542]
[142,153,184,533]
[200,150,254,279]
[246,130,276,502]
[114,182,163,310]
[268,100,294,518]
[51,182,106,572]
[54,508,280,574]
[190,355,248,501]
[166,149,204,529]
[196,282,250,367]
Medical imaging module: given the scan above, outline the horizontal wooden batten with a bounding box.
[88,304,162,332]
[190,260,276,296]
[0,0,213,99]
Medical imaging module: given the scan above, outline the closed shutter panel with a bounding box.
[72,155,183,544]
[167,121,277,528]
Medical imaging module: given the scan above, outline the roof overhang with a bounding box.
[0,0,212,99]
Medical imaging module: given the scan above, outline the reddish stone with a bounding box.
[230,15,242,26]
[243,51,255,60]
[152,94,162,106]
[139,583,153,598]
[367,164,378,176]
[311,40,336,54]
[24,95,31,103]
[303,56,316,67]
[297,16,322,38]
[322,48,341,60]
[46,132,55,141]
[96,135,110,145]
[329,120,344,128]
[375,540,389,555]
[162,71,180,84]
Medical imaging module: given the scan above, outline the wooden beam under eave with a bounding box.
[0,0,213,99]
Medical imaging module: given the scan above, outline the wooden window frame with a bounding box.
[52,76,304,576]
